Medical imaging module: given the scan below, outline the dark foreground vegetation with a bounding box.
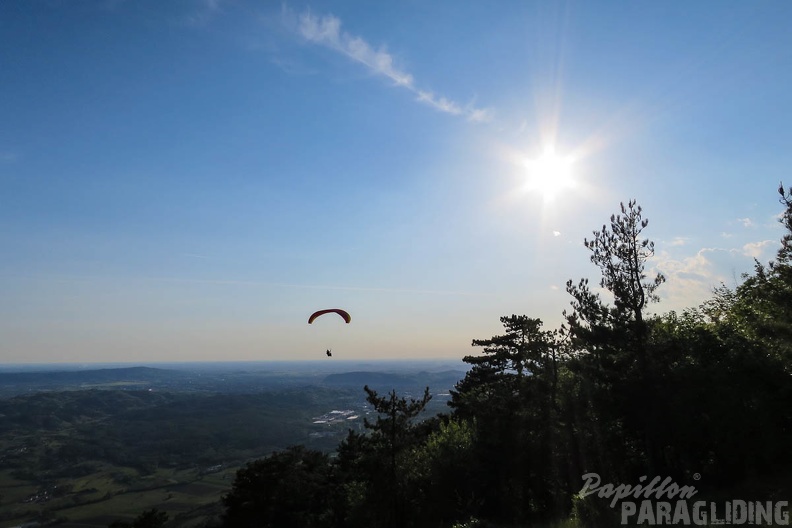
[3,186,791,528]
[218,186,792,527]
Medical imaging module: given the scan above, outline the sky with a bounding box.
[2,1,792,364]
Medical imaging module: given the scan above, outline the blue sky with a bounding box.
[2,1,791,363]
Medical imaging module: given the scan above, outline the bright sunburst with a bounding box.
[523,146,576,201]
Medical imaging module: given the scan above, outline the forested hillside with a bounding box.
[0,367,464,527]
[0,387,362,527]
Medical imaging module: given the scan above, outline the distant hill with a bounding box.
[0,366,178,384]
[0,366,188,398]
[321,370,465,392]
[0,363,469,399]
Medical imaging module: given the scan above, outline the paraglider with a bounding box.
[309,309,350,357]
[308,309,351,324]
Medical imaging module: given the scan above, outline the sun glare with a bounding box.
[523,146,576,201]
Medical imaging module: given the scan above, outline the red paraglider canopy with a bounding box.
[308,308,351,324]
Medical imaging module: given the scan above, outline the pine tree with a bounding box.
[358,386,432,528]
[564,200,665,475]
[449,316,565,523]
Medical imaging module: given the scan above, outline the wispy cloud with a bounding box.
[299,12,413,86]
[182,0,223,27]
[667,236,690,247]
[654,248,732,311]
[730,214,785,232]
[742,240,777,259]
[416,90,461,115]
[295,10,492,123]
[654,238,778,312]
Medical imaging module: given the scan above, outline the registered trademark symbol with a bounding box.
[693,473,701,480]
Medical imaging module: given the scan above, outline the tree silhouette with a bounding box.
[221,445,332,528]
[108,508,167,528]
[564,199,665,474]
[360,385,431,528]
[450,316,567,523]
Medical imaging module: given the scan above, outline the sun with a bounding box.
[523,146,576,201]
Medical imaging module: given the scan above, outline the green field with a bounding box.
[0,463,241,527]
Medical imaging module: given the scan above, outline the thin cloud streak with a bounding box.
[298,11,413,86]
[296,10,492,122]
[5,273,487,297]
[144,277,488,297]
